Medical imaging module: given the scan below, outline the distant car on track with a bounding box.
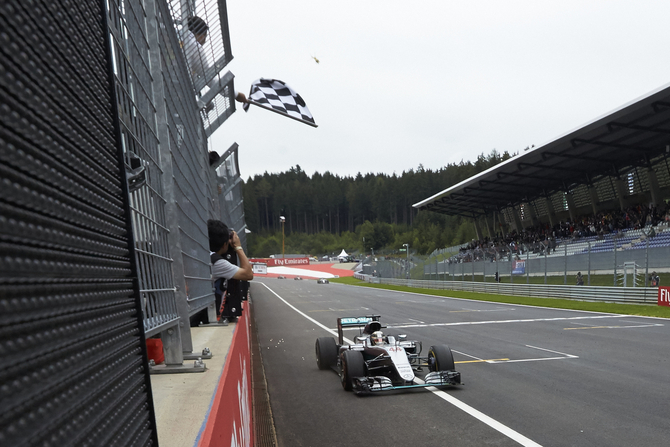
[294,276,303,280]
[315,315,461,394]
[317,278,329,284]
[277,276,286,279]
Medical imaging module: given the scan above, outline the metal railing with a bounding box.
[424,243,670,287]
[108,0,181,340]
[1,0,159,443]
[212,143,248,250]
[354,275,660,305]
[106,0,245,365]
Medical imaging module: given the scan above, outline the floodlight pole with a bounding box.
[403,244,409,279]
[280,216,286,259]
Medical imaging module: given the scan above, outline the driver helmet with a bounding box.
[371,331,384,345]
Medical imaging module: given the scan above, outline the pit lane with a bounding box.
[250,278,669,446]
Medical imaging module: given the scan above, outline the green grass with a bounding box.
[329,276,670,318]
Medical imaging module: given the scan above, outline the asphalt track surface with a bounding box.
[250,278,670,447]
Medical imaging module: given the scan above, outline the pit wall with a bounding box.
[196,302,253,447]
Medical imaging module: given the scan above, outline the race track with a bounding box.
[250,278,670,447]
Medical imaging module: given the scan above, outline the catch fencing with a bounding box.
[1,0,159,444]
[107,0,240,363]
[2,0,244,443]
[424,243,670,287]
[212,143,248,250]
[355,276,659,305]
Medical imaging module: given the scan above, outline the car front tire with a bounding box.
[428,344,456,372]
[340,350,365,391]
[315,337,338,370]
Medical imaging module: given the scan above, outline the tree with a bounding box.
[256,177,272,230]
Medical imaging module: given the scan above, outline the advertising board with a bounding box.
[250,257,310,267]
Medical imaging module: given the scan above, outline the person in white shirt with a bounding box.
[208,219,253,324]
[183,16,210,88]
[208,219,253,282]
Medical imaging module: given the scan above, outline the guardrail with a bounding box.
[353,273,659,304]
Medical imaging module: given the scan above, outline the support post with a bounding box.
[565,192,577,222]
[147,0,189,363]
[473,218,482,241]
[512,206,523,232]
[587,185,599,215]
[647,168,661,206]
[614,177,627,211]
[544,196,556,228]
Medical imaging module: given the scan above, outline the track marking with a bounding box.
[452,350,485,361]
[449,308,513,313]
[454,345,578,365]
[408,318,425,324]
[487,345,578,364]
[564,323,663,330]
[413,376,542,446]
[259,282,543,447]
[457,359,510,364]
[308,308,362,313]
[388,314,625,329]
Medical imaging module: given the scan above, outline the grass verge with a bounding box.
[329,277,670,318]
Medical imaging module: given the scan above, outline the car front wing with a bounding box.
[351,370,461,394]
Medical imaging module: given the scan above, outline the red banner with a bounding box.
[658,287,670,307]
[250,257,310,267]
[198,302,252,447]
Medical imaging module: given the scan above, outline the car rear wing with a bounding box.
[336,315,382,345]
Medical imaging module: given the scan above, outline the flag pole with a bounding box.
[245,100,318,128]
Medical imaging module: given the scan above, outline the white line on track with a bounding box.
[259,282,543,447]
[564,323,663,330]
[487,345,579,364]
[452,350,485,361]
[389,314,625,329]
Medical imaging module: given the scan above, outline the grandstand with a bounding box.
[412,83,670,280]
[413,82,670,241]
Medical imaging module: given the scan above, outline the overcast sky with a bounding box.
[210,0,670,181]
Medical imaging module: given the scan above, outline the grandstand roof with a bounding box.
[414,82,670,217]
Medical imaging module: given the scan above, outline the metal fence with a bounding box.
[212,143,248,250]
[108,0,181,343]
[2,0,245,443]
[106,0,241,365]
[355,276,660,305]
[1,0,158,444]
[359,228,670,288]
[423,243,670,287]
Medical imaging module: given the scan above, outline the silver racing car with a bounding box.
[315,315,461,394]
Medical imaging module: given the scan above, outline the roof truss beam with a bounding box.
[571,138,655,152]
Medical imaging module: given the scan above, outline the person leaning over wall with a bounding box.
[208,219,253,324]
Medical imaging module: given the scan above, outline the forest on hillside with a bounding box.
[242,150,514,257]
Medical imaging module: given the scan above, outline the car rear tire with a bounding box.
[315,337,338,370]
[341,350,365,391]
[428,344,455,372]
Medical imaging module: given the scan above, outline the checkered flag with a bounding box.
[242,78,317,128]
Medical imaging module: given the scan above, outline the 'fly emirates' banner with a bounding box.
[250,257,310,267]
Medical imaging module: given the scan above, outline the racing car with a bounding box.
[317,278,329,284]
[315,315,461,394]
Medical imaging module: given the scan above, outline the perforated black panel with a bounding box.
[0,1,158,445]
